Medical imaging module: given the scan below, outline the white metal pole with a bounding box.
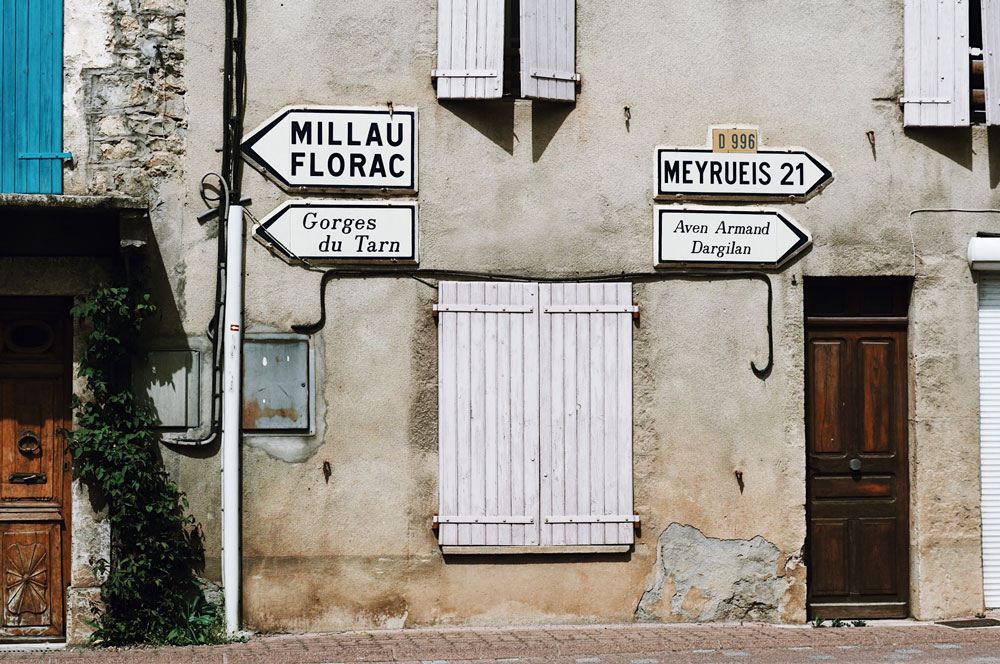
[221,203,244,636]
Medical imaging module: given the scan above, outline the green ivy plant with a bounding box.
[66,287,224,646]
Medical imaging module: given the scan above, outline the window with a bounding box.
[1,0,68,193]
[903,0,1000,126]
[433,0,580,102]
[434,282,637,550]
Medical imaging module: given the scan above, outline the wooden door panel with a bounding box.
[809,339,848,455]
[860,340,894,453]
[1,379,62,504]
[0,522,62,636]
[857,518,897,596]
[809,519,850,596]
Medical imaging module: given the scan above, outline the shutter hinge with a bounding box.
[432,69,498,79]
[18,152,72,160]
[530,68,581,83]
[899,97,951,104]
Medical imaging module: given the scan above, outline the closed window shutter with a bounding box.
[983,0,1000,125]
[437,282,540,546]
[434,0,504,99]
[539,284,635,546]
[1,0,64,194]
[903,0,970,126]
[520,0,578,102]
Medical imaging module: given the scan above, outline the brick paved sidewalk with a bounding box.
[1,622,999,663]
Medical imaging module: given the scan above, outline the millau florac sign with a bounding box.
[241,106,418,192]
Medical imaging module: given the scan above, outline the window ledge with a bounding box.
[0,193,145,211]
[441,545,630,555]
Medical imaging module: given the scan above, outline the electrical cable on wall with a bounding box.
[291,268,774,380]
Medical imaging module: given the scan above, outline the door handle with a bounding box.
[17,431,42,456]
[849,458,862,471]
[9,473,47,484]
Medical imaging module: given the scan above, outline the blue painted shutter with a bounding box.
[1,0,64,194]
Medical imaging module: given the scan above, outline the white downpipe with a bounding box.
[222,203,244,635]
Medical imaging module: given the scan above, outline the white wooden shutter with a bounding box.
[983,0,1000,125]
[903,0,970,126]
[980,276,1000,608]
[434,0,504,99]
[539,283,636,546]
[520,0,579,102]
[437,282,540,546]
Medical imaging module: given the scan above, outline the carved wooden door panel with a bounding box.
[805,278,911,620]
[0,298,71,641]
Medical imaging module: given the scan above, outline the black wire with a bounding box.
[291,269,774,380]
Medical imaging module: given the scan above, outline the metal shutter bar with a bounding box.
[544,515,639,523]
[983,0,1000,124]
[17,152,71,159]
[530,68,581,82]
[435,515,535,524]
[543,305,637,314]
[434,304,534,313]
[432,69,499,78]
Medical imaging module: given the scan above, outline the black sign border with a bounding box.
[655,148,833,201]
[241,108,417,193]
[655,207,811,270]
[254,201,418,264]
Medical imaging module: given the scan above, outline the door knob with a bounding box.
[849,458,862,471]
[16,431,41,456]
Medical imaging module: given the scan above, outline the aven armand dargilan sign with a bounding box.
[241,106,417,192]
[654,206,811,269]
[254,200,418,264]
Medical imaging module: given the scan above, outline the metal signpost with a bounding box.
[241,106,418,192]
[254,200,418,264]
[654,205,811,268]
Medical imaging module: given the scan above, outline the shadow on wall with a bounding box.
[133,215,220,463]
[990,126,1000,189]
[440,100,516,155]
[532,101,573,162]
[904,127,974,170]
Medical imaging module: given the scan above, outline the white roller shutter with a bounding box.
[979,275,1000,608]
[520,0,579,102]
[434,0,505,99]
[539,284,636,545]
[983,0,1000,125]
[436,282,540,546]
[903,0,970,126]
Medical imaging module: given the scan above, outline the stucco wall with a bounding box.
[148,0,1000,630]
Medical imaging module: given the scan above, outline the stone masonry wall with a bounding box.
[82,0,186,198]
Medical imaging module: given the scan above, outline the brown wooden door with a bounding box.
[0,298,71,641]
[806,318,909,619]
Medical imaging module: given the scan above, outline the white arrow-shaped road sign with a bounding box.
[656,147,833,200]
[254,200,418,264]
[654,206,811,269]
[241,106,417,192]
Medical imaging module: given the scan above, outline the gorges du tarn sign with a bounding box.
[241,106,417,192]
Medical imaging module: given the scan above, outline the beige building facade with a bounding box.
[1,0,999,643]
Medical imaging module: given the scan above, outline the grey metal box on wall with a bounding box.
[135,349,201,429]
[243,335,312,433]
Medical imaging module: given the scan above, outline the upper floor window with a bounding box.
[1,0,67,194]
[433,0,580,103]
[903,0,1000,126]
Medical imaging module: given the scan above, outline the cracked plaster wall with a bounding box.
[636,523,805,623]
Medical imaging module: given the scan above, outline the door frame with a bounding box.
[804,278,912,620]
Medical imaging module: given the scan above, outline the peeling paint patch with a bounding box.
[635,522,802,622]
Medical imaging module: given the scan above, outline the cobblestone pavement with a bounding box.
[1,622,999,663]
